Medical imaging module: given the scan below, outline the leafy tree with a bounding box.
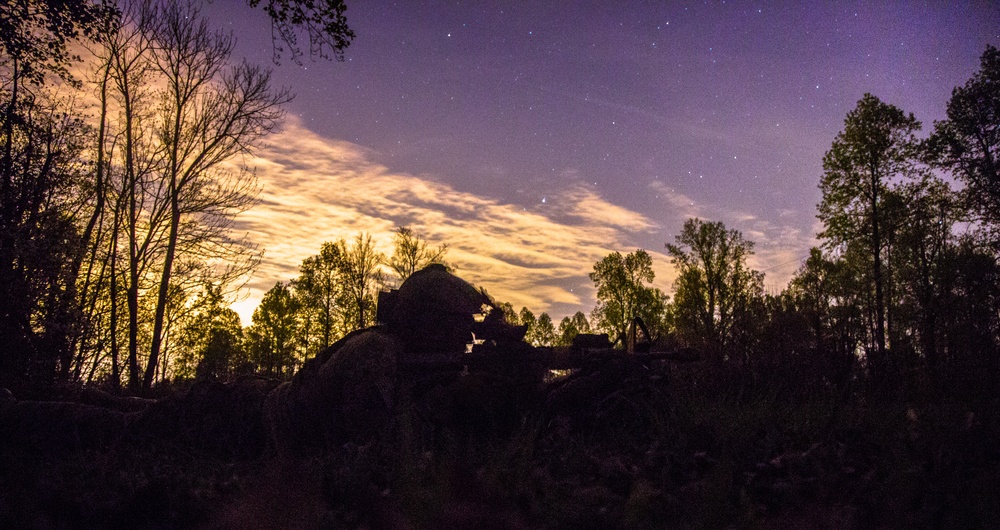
[557,311,592,346]
[934,237,1000,395]
[785,248,863,392]
[196,326,247,381]
[818,93,921,389]
[0,0,116,390]
[666,219,763,358]
[497,301,518,325]
[518,307,536,340]
[526,312,556,347]
[387,226,448,286]
[0,0,355,391]
[246,281,301,378]
[787,248,839,356]
[293,240,348,352]
[928,45,1000,228]
[0,0,116,86]
[174,284,245,380]
[0,87,94,388]
[889,175,958,376]
[589,249,667,345]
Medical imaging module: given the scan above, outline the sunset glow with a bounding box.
[201,2,999,322]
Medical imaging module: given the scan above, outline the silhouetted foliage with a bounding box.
[784,248,862,395]
[340,232,385,330]
[246,282,301,377]
[557,311,592,346]
[819,93,922,395]
[0,0,117,85]
[7,17,1000,530]
[929,45,1000,230]
[589,249,667,346]
[387,226,448,286]
[247,0,355,64]
[0,87,93,389]
[526,312,555,347]
[666,218,763,360]
[175,284,246,381]
[293,240,349,352]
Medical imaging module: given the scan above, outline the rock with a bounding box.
[572,333,612,353]
[379,264,519,355]
[0,387,14,407]
[266,328,401,453]
[76,386,154,413]
[132,376,280,459]
[0,399,130,453]
[320,329,400,444]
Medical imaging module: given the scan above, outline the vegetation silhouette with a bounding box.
[3,2,1000,527]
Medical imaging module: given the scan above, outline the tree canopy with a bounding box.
[666,218,763,355]
[818,93,921,389]
[929,45,1000,228]
[589,249,666,345]
[247,0,355,63]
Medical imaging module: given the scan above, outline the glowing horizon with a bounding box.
[227,117,813,325]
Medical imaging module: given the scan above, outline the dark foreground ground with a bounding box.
[3,363,1000,530]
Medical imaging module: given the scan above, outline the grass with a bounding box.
[4,366,1000,528]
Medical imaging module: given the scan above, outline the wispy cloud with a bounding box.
[229,118,662,322]
[648,180,817,292]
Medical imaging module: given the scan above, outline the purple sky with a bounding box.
[202,2,1000,322]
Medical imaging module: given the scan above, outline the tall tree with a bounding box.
[928,45,1000,228]
[174,283,244,380]
[786,247,863,392]
[518,307,536,341]
[666,218,763,357]
[589,249,666,345]
[526,312,556,347]
[818,93,921,389]
[557,311,592,346]
[339,232,384,330]
[246,281,300,377]
[293,240,347,352]
[497,301,518,325]
[0,0,116,389]
[142,1,288,391]
[0,91,93,387]
[889,175,958,377]
[92,0,164,391]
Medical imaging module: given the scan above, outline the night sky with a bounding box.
[203,2,1000,323]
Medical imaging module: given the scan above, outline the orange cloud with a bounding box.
[229,118,664,323]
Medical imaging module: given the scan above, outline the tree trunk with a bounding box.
[870,165,889,394]
[144,182,180,391]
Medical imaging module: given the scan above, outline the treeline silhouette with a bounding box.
[4,21,1000,406]
[4,2,1000,527]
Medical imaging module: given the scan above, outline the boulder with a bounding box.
[0,399,130,453]
[131,376,280,459]
[266,328,401,453]
[380,263,514,355]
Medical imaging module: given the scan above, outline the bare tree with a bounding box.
[80,1,282,391]
[142,1,287,390]
[387,226,448,286]
[340,233,384,330]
